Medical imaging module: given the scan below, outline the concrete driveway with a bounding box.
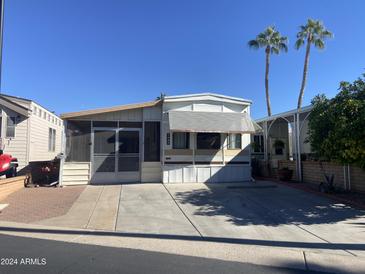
[116,181,365,257]
[34,181,365,257]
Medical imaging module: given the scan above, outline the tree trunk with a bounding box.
[297,36,311,110]
[265,47,272,116]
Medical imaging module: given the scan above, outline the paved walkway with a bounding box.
[116,184,199,235]
[0,186,85,223]
[37,185,120,230]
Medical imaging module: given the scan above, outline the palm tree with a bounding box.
[295,19,333,110]
[248,26,288,116]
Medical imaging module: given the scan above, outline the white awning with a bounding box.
[167,111,261,133]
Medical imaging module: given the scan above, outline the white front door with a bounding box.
[91,128,141,184]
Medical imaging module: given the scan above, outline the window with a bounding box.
[47,114,50,121]
[172,132,189,149]
[253,135,264,153]
[197,133,221,149]
[144,122,160,161]
[43,111,47,119]
[48,128,56,151]
[228,133,242,149]
[6,117,16,138]
[38,109,42,117]
[33,106,37,115]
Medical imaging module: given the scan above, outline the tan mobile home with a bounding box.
[60,93,259,185]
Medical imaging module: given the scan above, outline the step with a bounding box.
[63,169,90,176]
[63,166,90,171]
[142,168,161,172]
[142,162,162,168]
[64,163,90,170]
[62,175,89,181]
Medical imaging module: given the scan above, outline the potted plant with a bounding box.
[277,167,293,181]
[273,139,285,155]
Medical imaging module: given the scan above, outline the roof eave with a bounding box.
[61,100,161,119]
[164,93,252,105]
[255,105,313,123]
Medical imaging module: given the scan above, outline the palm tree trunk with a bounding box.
[265,48,272,116]
[297,37,311,110]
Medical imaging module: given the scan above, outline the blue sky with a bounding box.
[2,0,364,118]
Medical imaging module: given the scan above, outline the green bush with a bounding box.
[308,74,365,168]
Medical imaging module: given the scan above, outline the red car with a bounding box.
[0,150,18,178]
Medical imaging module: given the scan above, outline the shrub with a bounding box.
[308,74,365,168]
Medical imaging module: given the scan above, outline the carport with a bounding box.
[254,106,313,181]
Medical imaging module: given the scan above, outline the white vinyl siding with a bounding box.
[0,107,28,170]
[29,102,63,162]
[0,97,63,170]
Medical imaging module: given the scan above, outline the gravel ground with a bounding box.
[0,186,85,223]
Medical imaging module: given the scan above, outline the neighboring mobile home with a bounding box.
[252,105,313,181]
[0,94,63,172]
[60,93,259,185]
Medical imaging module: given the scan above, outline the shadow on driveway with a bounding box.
[172,182,365,227]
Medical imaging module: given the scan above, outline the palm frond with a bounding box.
[247,26,288,55]
[279,42,288,52]
[299,25,306,31]
[297,19,333,49]
[314,38,325,49]
[271,47,279,55]
[296,31,307,39]
[295,38,305,49]
[248,39,260,49]
[321,30,333,39]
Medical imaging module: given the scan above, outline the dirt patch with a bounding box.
[0,186,85,223]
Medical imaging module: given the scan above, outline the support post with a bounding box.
[58,120,67,187]
[263,121,268,162]
[296,112,302,182]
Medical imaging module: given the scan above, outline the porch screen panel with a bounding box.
[144,122,160,161]
[118,156,139,171]
[118,130,139,172]
[66,121,91,162]
[93,130,116,173]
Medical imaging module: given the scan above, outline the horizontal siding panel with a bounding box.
[29,114,63,162]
